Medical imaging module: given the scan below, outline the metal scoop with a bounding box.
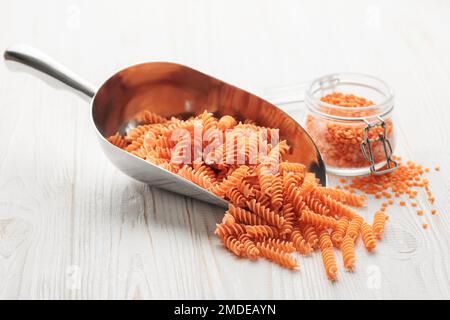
[4,44,326,208]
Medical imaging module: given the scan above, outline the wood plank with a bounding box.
[0,0,449,299]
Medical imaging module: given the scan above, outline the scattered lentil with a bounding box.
[338,157,439,224]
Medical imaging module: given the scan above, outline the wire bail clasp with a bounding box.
[360,116,398,175]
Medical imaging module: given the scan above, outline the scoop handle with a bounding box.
[4,44,96,98]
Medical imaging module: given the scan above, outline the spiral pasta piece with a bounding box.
[158,162,178,173]
[177,166,214,190]
[279,162,306,175]
[244,225,279,239]
[282,172,305,189]
[170,134,191,165]
[300,225,320,250]
[238,234,260,260]
[137,110,168,124]
[261,141,285,169]
[256,242,299,270]
[146,154,169,166]
[214,165,250,196]
[222,213,236,225]
[126,124,154,142]
[284,183,306,214]
[226,188,247,207]
[237,180,255,198]
[280,203,295,237]
[151,146,172,160]
[270,140,289,159]
[253,190,272,208]
[107,132,128,149]
[146,135,174,149]
[290,229,313,255]
[246,199,285,228]
[318,194,357,219]
[215,222,245,238]
[315,187,366,207]
[270,174,283,210]
[258,165,274,195]
[199,111,218,132]
[298,173,317,196]
[159,119,194,137]
[361,222,377,252]
[331,217,349,248]
[219,234,244,257]
[373,211,388,240]
[227,204,267,226]
[217,115,237,131]
[125,136,145,152]
[346,215,364,241]
[300,208,338,229]
[304,194,330,216]
[319,229,333,249]
[131,148,147,159]
[193,163,217,182]
[319,230,338,281]
[342,235,356,271]
[262,239,295,253]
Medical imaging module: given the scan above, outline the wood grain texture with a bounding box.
[0,0,449,299]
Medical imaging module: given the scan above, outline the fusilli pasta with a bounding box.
[373,211,388,239]
[319,230,338,281]
[106,109,386,281]
[256,242,299,270]
[341,235,356,271]
[361,222,377,252]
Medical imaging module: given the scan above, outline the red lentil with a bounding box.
[340,157,439,225]
[306,92,394,169]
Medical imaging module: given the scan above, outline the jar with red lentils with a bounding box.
[303,73,397,176]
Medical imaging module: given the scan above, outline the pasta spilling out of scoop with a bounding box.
[107,110,387,281]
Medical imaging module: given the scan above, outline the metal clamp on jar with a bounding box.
[361,116,397,175]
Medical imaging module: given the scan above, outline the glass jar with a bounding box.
[305,73,397,176]
[265,73,397,176]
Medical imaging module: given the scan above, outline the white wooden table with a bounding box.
[0,0,449,299]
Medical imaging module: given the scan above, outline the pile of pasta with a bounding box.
[107,110,388,281]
